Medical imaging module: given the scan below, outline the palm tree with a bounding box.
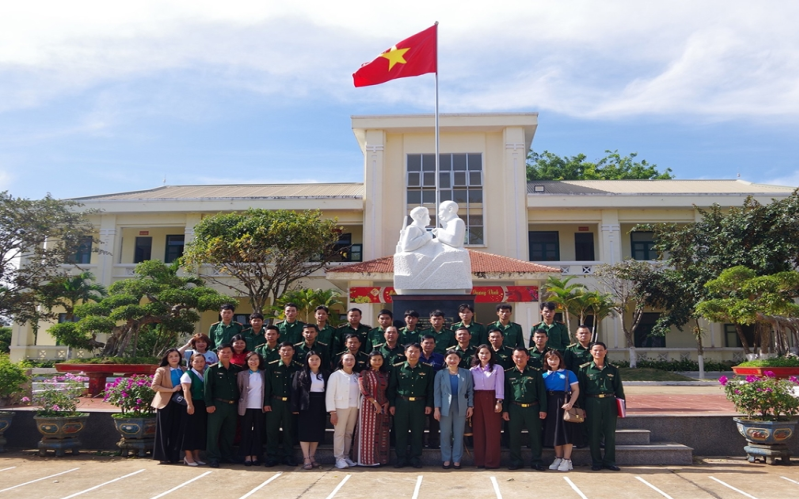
[274,288,345,323]
[37,271,107,321]
[542,275,586,338]
[586,291,616,343]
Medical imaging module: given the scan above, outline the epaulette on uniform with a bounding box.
[567,343,578,348]
[579,361,591,369]
[373,342,386,349]
[292,361,304,368]
[211,321,220,326]
[394,361,406,367]
[294,341,304,347]
[268,359,280,365]
[317,341,328,347]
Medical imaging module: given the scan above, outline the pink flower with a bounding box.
[21,396,30,403]
[790,376,798,384]
[745,375,757,383]
[719,376,728,386]
[734,389,741,394]
[764,371,775,378]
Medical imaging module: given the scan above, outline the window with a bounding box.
[529,231,560,261]
[574,233,595,261]
[329,234,363,262]
[406,153,484,245]
[68,236,93,264]
[724,324,755,348]
[634,313,665,347]
[234,314,251,327]
[164,235,185,263]
[58,313,80,323]
[631,231,656,261]
[134,237,152,263]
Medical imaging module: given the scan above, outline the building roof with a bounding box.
[72,183,364,201]
[327,250,560,276]
[526,179,795,196]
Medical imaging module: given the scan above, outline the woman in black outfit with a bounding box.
[291,351,330,469]
[151,348,185,464]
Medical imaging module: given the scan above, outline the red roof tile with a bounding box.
[327,250,560,275]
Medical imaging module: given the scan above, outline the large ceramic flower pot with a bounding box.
[55,364,158,397]
[34,414,90,457]
[113,416,157,457]
[0,412,13,452]
[734,417,798,465]
[731,366,799,379]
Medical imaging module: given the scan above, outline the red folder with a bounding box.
[616,398,627,418]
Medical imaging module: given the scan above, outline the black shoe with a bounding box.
[244,461,252,467]
[453,463,462,470]
[412,460,423,469]
[508,463,521,470]
[443,463,451,469]
[477,465,486,469]
[209,460,220,468]
[264,459,279,468]
[591,465,602,471]
[284,457,298,467]
[532,464,547,471]
[253,460,261,466]
[604,464,621,471]
[394,459,407,468]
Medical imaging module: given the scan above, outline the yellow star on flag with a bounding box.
[380,45,410,71]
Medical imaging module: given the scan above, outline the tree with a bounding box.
[273,288,345,324]
[36,271,106,322]
[526,150,674,182]
[0,192,96,324]
[182,209,342,314]
[542,275,586,337]
[48,261,232,358]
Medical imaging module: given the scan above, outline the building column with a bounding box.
[362,131,385,261]
[97,214,117,288]
[503,128,529,260]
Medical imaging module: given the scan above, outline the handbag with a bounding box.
[560,371,585,423]
[171,391,187,406]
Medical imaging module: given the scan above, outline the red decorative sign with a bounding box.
[349,286,538,304]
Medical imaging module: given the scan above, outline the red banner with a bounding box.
[349,286,539,304]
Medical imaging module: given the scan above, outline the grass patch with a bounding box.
[619,367,699,382]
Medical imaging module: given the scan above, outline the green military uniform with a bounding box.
[203,361,242,463]
[422,327,456,354]
[578,361,625,468]
[528,346,552,370]
[374,342,407,365]
[446,344,476,369]
[336,323,371,352]
[207,321,244,350]
[276,320,305,345]
[564,342,593,373]
[491,345,514,369]
[531,321,570,352]
[333,349,370,372]
[388,360,434,466]
[264,358,303,463]
[490,321,525,349]
[504,365,548,467]
[241,327,266,352]
[294,340,330,370]
[399,327,422,346]
[255,342,281,364]
[365,326,387,353]
[451,321,487,347]
[315,324,337,359]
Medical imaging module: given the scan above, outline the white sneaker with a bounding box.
[344,458,356,467]
[335,459,349,469]
[557,459,573,471]
[549,458,563,470]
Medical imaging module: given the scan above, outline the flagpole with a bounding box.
[434,21,440,229]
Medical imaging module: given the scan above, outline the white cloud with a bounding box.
[764,171,799,188]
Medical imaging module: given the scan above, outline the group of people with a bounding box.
[150,301,625,471]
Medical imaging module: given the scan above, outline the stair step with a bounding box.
[616,429,651,445]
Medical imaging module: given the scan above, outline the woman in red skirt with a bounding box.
[469,345,504,469]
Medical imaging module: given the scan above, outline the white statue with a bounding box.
[394,201,473,294]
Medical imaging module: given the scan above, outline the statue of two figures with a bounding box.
[394,200,473,294]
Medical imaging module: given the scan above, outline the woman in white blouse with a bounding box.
[469,344,504,469]
[237,352,266,466]
[291,351,330,470]
[325,353,361,469]
[180,353,207,466]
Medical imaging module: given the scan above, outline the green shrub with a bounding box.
[737,357,799,368]
[0,354,27,403]
[62,356,159,365]
[612,358,736,372]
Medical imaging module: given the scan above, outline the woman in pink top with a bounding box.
[469,344,504,469]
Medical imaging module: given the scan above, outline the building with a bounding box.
[9,112,796,363]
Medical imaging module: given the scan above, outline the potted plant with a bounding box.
[731,357,799,379]
[29,372,90,457]
[104,375,157,457]
[720,371,799,464]
[0,355,28,452]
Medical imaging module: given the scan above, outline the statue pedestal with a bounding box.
[392,294,476,328]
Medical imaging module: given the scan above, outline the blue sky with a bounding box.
[2,1,798,199]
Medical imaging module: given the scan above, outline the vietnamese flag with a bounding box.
[353,24,437,87]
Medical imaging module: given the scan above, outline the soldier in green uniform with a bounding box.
[528,329,552,369]
[203,343,242,468]
[447,326,476,369]
[254,325,281,364]
[399,309,422,346]
[487,327,514,370]
[242,312,267,352]
[314,305,337,359]
[336,308,371,353]
[423,310,456,354]
[366,309,394,352]
[503,347,548,471]
[207,304,244,349]
[388,343,434,468]
[264,341,303,467]
[564,325,593,373]
[578,341,625,471]
[276,302,305,344]
[294,323,330,369]
[451,303,487,347]
[333,334,370,372]
[530,301,570,353]
[373,326,407,365]
[490,303,525,349]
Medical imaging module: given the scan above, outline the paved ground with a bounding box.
[1,453,797,499]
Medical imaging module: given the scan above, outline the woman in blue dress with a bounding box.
[542,350,582,472]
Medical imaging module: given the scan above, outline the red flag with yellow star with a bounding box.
[353,24,437,87]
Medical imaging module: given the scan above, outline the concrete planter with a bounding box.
[734,417,798,465]
[55,364,158,397]
[34,413,90,457]
[112,415,157,457]
[732,366,799,379]
[0,411,13,452]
